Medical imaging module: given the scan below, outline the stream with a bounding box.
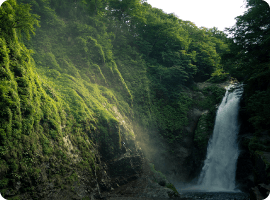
[178,191,249,200]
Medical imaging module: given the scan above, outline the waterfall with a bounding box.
[197,84,243,192]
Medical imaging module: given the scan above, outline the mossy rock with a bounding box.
[166,183,179,197]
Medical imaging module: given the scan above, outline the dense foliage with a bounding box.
[227,0,270,136]
[2,0,269,198]
[225,0,270,185]
[194,85,226,150]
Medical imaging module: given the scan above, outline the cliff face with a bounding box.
[0,0,234,199]
[134,82,228,185]
[0,1,146,199]
[236,95,270,199]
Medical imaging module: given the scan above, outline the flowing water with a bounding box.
[176,84,247,199]
[197,84,243,192]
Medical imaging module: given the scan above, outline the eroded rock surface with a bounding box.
[103,157,178,199]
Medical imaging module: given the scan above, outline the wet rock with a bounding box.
[235,150,254,192]
[100,179,112,191]
[250,186,265,200]
[158,180,166,186]
[108,155,142,186]
[104,158,179,199]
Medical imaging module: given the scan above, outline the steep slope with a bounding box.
[0,1,145,199]
[0,0,232,199]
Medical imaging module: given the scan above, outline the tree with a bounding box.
[228,0,270,133]
[0,0,40,40]
[181,23,226,82]
[228,0,270,78]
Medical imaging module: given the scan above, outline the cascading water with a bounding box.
[197,84,243,192]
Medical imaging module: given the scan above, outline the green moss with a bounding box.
[198,85,226,110]
[0,0,232,198]
[194,113,212,150]
[194,85,226,150]
[81,197,91,200]
[247,90,270,134]
[166,183,179,194]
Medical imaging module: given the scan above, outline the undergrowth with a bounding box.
[194,85,226,150]
[0,0,231,198]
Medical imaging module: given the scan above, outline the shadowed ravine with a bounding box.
[105,84,250,200]
[173,84,248,199]
[0,0,269,199]
[197,84,243,192]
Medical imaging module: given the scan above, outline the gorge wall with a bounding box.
[236,94,270,199]
[136,82,228,185]
[1,0,269,199]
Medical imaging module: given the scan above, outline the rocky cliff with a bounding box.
[1,0,256,199]
[132,82,229,187]
[236,95,270,199]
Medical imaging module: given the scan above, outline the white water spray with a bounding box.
[197,84,243,192]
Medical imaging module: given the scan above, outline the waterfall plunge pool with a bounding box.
[174,84,249,199]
